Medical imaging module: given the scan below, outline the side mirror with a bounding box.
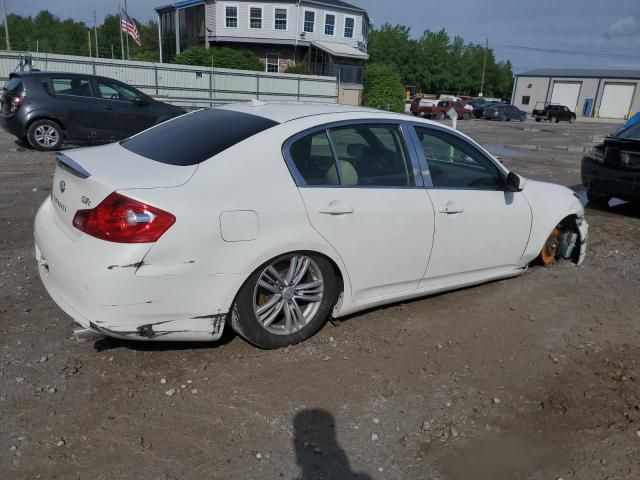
[505,172,525,192]
[134,96,148,106]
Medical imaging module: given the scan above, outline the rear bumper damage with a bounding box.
[35,197,230,342]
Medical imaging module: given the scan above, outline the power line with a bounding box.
[490,42,640,61]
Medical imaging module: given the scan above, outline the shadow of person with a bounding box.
[293,409,372,480]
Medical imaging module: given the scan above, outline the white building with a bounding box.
[512,68,640,120]
[156,0,370,85]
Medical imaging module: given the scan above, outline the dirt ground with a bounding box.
[1,118,639,480]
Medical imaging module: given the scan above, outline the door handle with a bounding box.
[439,201,464,214]
[318,202,354,215]
[103,104,113,110]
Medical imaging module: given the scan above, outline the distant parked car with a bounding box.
[483,104,527,122]
[410,97,437,116]
[412,99,472,120]
[469,100,502,119]
[582,122,640,206]
[0,72,186,151]
[532,104,576,123]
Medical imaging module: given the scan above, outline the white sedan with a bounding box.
[34,103,588,349]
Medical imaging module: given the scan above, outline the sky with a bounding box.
[6,0,640,73]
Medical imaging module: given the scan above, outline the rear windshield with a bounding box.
[121,108,279,165]
[3,78,23,92]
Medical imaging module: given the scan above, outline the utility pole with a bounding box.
[93,10,99,58]
[2,0,10,51]
[88,29,92,57]
[480,38,488,97]
[111,43,114,59]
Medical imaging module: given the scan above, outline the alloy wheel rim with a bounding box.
[34,125,59,147]
[253,255,324,336]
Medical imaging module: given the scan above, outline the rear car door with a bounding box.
[286,122,435,301]
[93,79,157,140]
[47,76,97,140]
[411,125,531,285]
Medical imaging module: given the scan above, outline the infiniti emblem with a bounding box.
[59,180,66,193]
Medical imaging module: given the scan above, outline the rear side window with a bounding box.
[50,77,93,97]
[121,109,279,165]
[289,124,414,187]
[3,78,23,92]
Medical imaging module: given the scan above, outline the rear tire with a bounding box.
[535,118,541,122]
[569,116,576,124]
[520,114,526,122]
[551,116,559,123]
[463,112,471,120]
[436,112,445,120]
[500,114,508,122]
[27,119,64,151]
[230,253,337,349]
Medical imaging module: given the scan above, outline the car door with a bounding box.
[93,79,157,140]
[286,122,435,301]
[47,76,97,141]
[411,125,532,286]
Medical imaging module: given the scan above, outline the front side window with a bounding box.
[414,127,503,190]
[266,52,279,73]
[249,7,262,29]
[344,17,354,38]
[304,10,315,33]
[50,77,92,97]
[274,8,287,30]
[96,81,140,101]
[225,5,238,28]
[324,14,335,35]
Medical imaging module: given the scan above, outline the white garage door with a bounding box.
[599,83,635,119]
[550,82,581,112]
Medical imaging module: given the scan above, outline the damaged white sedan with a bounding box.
[34,103,588,349]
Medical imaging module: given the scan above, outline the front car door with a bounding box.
[410,125,532,287]
[284,121,435,302]
[93,79,156,140]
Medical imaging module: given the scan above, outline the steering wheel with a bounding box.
[110,93,118,100]
[468,177,494,188]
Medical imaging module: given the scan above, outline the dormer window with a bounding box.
[324,14,335,35]
[225,5,238,28]
[274,8,287,30]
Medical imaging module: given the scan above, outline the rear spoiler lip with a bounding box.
[56,153,91,179]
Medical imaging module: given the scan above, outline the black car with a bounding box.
[532,104,576,123]
[469,100,501,119]
[582,123,640,205]
[0,72,186,151]
[482,104,527,122]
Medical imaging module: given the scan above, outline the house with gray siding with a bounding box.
[156,0,370,85]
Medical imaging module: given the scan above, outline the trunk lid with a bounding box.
[51,142,197,227]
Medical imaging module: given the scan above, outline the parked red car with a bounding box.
[410,99,472,120]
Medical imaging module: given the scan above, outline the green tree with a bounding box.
[362,64,404,112]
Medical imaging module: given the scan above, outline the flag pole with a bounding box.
[119,2,125,59]
[124,0,130,59]
[93,10,99,58]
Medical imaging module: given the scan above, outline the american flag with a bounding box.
[121,9,142,47]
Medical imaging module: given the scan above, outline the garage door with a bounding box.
[599,83,635,119]
[550,82,581,112]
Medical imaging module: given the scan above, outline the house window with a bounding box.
[266,52,279,73]
[225,5,238,28]
[324,14,335,35]
[304,10,315,33]
[344,17,354,38]
[249,7,262,29]
[522,95,530,105]
[274,8,287,30]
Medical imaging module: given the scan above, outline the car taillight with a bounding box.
[72,192,175,243]
[10,94,25,113]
